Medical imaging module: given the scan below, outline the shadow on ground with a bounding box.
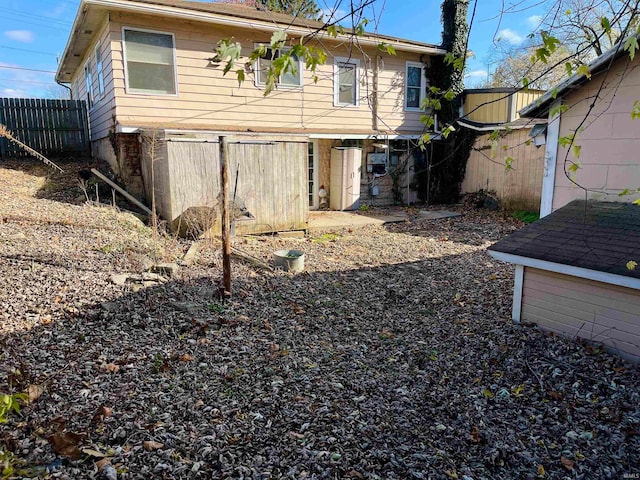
[1,248,638,479]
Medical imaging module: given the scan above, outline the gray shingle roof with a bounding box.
[488,200,640,279]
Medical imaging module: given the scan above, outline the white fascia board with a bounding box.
[115,125,140,133]
[85,0,445,55]
[487,250,640,290]
[457,120,531,132]
[308,133,423,139]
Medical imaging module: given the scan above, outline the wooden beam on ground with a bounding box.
[91,168,152,215]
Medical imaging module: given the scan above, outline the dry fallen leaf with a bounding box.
[27,384,45,404]
[537,464,545,476]
[103,363,120,373]
[48,431,84,459]
[469,426,481,443]
[194,399,204,409]
[561,456,574,471]
[143,440,164,451]
[91,405,113,424]
[95,457,111,471]
[178,353,194,362]
[82,448,106,458]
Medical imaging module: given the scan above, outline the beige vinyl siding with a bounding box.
[552,54,640,210]
[71,22,116,141]
[521,267,640,362]
[461,128,544,209]
[108,12,427,134]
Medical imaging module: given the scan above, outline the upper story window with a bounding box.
[334,57,359,107]
[123,28,177,95]
[405,61,426,111]
[84,62,93,109]
[95,45,105,97]
[255,46,302,87]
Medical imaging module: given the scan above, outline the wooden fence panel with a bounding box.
[0,97,90,159]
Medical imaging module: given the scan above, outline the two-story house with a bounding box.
[56,0,445,234]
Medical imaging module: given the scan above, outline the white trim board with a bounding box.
[512,265,524,322]
[540,100,561,217]
[488,250,640,291]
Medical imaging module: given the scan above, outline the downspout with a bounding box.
[57,80,73,99]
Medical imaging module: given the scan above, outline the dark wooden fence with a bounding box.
[0,98,90,159]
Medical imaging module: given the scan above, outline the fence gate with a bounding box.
[0,98,90,159]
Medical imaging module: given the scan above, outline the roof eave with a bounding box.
[56,0,446,81]
[519,38,635,119]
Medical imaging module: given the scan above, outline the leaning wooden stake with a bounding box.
[0,124,63,172]
[220,136,232,296]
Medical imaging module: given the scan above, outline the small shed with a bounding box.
[140,131,309,235]
[488,200,640,362]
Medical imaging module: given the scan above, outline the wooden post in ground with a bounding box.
[220,136,232,296]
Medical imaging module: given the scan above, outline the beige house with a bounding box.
[458,88,546,211]
[489,43,640,362]
[55,0,445,233]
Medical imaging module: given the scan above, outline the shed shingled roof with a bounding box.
[488,200,640,279]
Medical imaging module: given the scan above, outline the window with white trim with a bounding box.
[95,45,105,97]
[405,61,426,110]
[123,28,176,95]
[255,46,302,87]
[84,63,93,109]
[334,57,359,107]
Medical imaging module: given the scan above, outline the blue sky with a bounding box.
[0,0,546,98]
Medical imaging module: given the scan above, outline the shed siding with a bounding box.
[107,12,427,134]
[461,128,544,209]
[552,54,640,210]
[521,267,640,362]
[464,91,543,123]
[140,135,308,235]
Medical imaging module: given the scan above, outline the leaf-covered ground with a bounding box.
[1,160,639,480]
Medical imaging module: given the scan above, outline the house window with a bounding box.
[95,45,105,97]
[123,28,177,95]
[84,62,93,109]
[334,57,359,107]
[255,46,302,87]
[405,61,426,110]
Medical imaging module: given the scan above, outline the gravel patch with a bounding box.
[1,160,639,480]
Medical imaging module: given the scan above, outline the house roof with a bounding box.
[457,117,547,132]
[519,37,637,119]
[488,200,640,280]
[56,0,445,82]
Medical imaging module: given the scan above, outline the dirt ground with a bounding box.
[0,159,638,480]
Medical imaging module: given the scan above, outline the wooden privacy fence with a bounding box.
[0,98,90,159]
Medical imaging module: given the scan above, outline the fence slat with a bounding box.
[0,97,89,159]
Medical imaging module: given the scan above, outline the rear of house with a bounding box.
[55,0,445,233]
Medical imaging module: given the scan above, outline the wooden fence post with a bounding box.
[220,136,232,296]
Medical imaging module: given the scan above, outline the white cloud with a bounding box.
[465,69,488,78]
[1,88,27,98]
[4,30,35,43]
[320,7,348,24]
[526,15,543,30]
[497,28,525,45]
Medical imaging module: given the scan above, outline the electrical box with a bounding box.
[367,153,387,175]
